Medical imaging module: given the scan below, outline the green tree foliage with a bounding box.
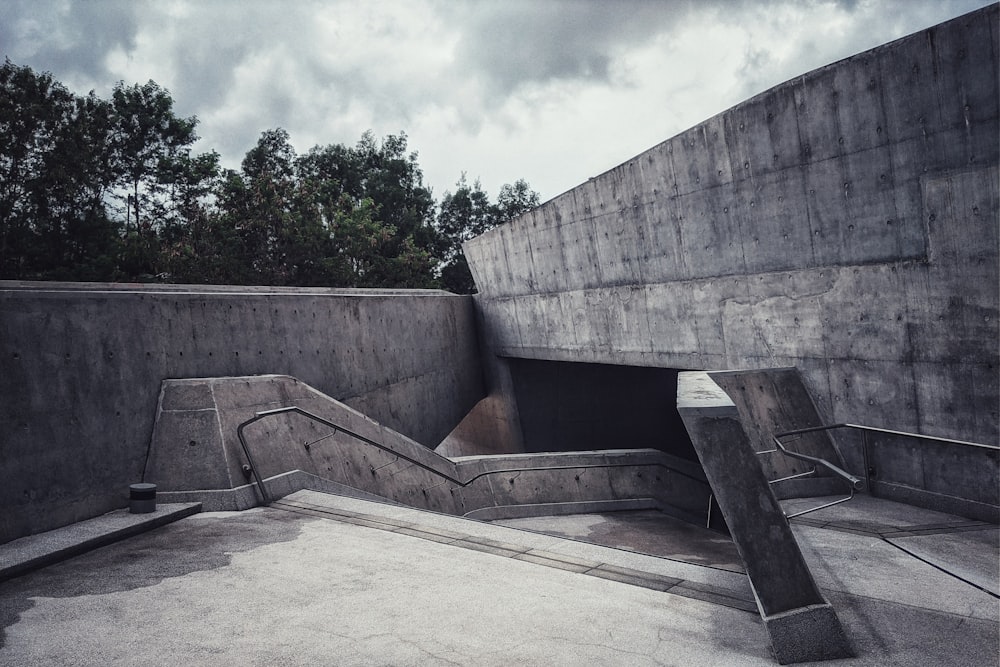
[111,80,202,279]
[296,131,440,287]
[0,60,213,281]
[0,59,119,279]
[437,175,539,293]
[0,60,538,291]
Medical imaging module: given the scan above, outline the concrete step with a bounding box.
[0,503,201,583]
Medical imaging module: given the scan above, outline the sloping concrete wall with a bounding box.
[465,7,999,445]
[0,283,484,543]
[146,375,711,522]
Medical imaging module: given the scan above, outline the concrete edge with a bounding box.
[156,469,399,511]
[0,503,202,583]
[677,370,856,663]
[272,494,760,614]
[463,498,660,520]
[872,481,1000,524]
[763,603,856,664]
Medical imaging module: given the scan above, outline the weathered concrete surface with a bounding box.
[465,6,999,446]
[493,510,745,572]
[0,283,484,544]
[677,371,853,663]
[711,367,849,498]
[783,494,999,601]
[0,503,201,583]
[435,394,524,457]
[713,367,1000,519]
[0,495,773,666]
[857,429,999,522]
[146,374,713,522]
[1,490,995,666]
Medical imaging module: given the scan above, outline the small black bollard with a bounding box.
[129,483,157,514]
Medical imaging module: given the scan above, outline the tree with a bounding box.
[298,131,443,284]
[436,175,539,293]
[0,61,536,290]
[109,80,200,279]
[0,59,120,280]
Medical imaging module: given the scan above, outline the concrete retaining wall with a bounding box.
[0,283,484,543]
[147,375,711,522]
[465,6,999,445]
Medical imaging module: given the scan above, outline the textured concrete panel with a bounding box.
[466,6,999,445]
[0,285,484,543]
[142,375,712,525]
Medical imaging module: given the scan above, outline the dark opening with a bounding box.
[507,358,697,461]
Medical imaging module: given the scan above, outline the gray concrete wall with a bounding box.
[146,375,711,522]
[0,283,484,543]
[465,6,999,445]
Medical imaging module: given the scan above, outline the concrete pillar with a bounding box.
[677,371,853,664]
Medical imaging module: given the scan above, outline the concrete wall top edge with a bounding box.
[0,280,462,298]
[677,371,738,410]
[467,3,998,251]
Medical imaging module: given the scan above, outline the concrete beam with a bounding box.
[677,371,853,663]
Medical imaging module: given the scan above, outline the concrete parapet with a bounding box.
[817,425,999,522]
[677,371,854,663]
[0,283,483,544]
[145,375,712,523]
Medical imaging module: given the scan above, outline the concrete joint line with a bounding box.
[270,501,757,613]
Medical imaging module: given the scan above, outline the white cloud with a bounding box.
[1,0,993,202]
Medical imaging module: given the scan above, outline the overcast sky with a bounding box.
[2,0,993,203]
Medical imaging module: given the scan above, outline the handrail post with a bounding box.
[237,416,272,505]
[861,430,872,496]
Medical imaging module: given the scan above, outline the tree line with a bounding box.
[0,59,538,293]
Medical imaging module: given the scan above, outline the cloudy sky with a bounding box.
[2,0,993,202]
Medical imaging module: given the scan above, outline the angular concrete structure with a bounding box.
[677,372,854,663]
[0,284,484,543]
[144,374,710,519]
[1,8,998,666]
[465,6,999,446]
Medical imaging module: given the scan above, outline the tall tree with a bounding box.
[110,80,200,279]
[0,61,535,290]
[297,131,441,287]
[0,60,120,280]
[437,175,539,293]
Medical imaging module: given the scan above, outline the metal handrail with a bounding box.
[763,422,994,519]
[236,405,710,505]
[768,437,863,490]
[761,435,863,518]
[774,423,997,451]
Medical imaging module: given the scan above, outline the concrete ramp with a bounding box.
[144,375,711,522]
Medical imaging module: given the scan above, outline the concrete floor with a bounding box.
[0,491,997,666]
[492,509,744,572]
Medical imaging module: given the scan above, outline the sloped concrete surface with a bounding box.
[0,490,996,665]
[492,510,745,573]
[888,529,999,596]
[0,493,769,666]
[0,503,202,583]
[784,495,999,621]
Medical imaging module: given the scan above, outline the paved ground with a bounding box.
[0,491,996,666]
[492,509,744,572]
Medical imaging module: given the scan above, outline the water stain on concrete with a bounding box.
[0,508,306,648]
